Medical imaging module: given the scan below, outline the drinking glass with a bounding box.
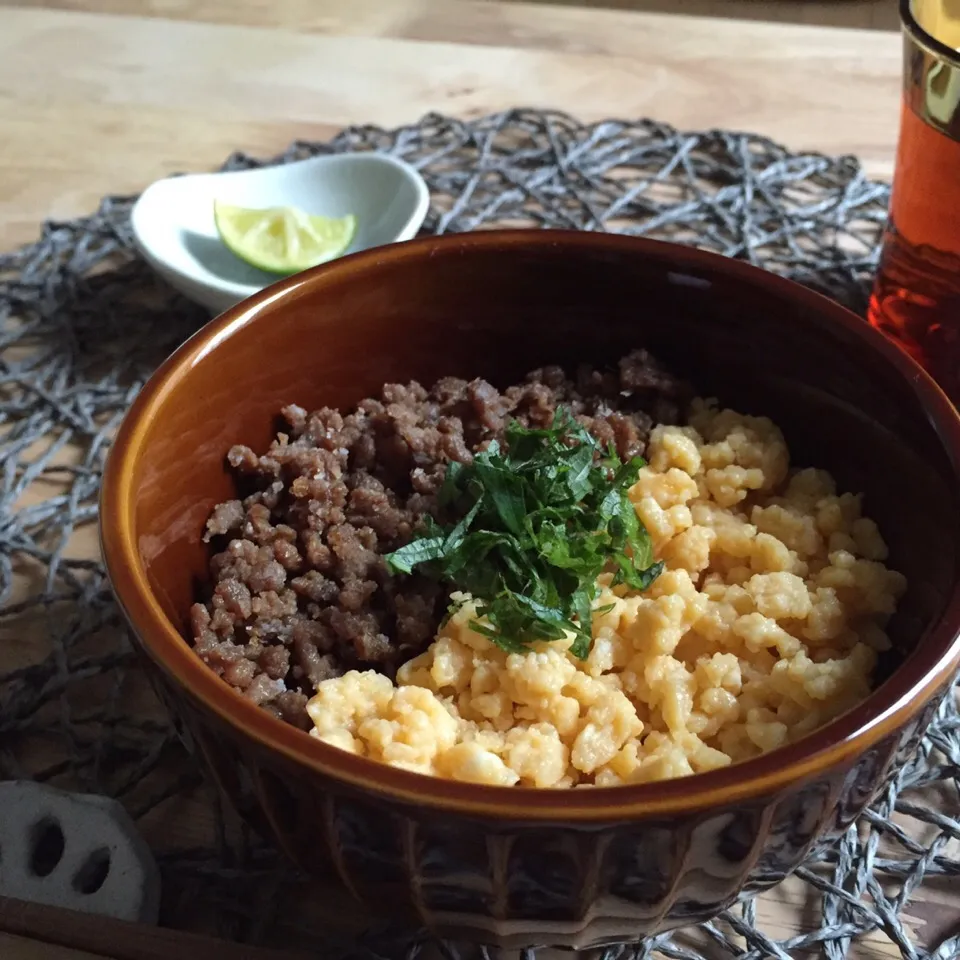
[869,0,960,401]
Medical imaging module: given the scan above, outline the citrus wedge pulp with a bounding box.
[213,200,357,275]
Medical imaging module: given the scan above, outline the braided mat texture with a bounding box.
[1,109,958,960]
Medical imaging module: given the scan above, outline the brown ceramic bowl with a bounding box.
[101,231,960,949]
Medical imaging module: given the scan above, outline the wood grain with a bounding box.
[0,898,311,960]
[0,2,943,959]
[0,0,901,248]
[0,0,907,32]
[1,934,105,960]
[496,0,902,31]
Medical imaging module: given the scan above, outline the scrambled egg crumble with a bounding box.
[306,402,906,787]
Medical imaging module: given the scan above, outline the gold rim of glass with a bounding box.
[903,0,960,67]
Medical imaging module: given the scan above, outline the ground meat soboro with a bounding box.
[190,349,690,728]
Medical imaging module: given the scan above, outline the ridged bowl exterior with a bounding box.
[145,659,945,948]
[102,231,960,949]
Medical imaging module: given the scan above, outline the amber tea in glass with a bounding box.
[869,0,960,400]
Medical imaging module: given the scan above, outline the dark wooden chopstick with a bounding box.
[0,897,313,960]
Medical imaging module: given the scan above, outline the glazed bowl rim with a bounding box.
[101,229,960,820]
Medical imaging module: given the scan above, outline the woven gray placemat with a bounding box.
[1,108,958,960]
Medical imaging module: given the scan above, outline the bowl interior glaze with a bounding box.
[103,231,960,819]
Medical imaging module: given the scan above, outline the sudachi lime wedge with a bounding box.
[213,200,357,275]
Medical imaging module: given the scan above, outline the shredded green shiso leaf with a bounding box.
[384,408,663,659]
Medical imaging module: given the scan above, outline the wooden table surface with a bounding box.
[514,0,901,31]
[0,0,905,252]
[1,1,950,959]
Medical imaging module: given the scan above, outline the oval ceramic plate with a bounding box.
[130,153,430,315]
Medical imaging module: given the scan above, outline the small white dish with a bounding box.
[130,153,430,315]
